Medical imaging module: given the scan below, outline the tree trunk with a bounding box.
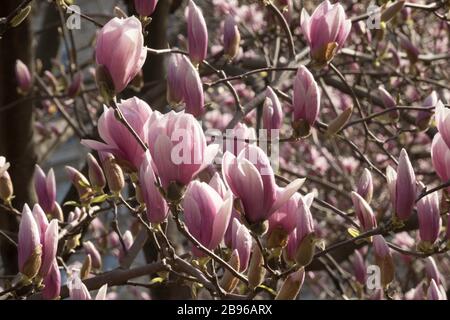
[0,1,36,275]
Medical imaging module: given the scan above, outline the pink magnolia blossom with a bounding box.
[95,17,147,93]
[82,97,153,169]
[300,0,351,64]
[183,181,233,256]
[222,144,305,224]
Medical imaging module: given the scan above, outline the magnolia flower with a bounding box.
[87,153,106,191]
[373,235,395,287]
[34,165,56,214]
[351,191,377,232]
[431,133,450,192]
[223,14,240,60]
[139,151,169,224]
[68,275,92,300]
[180,56,204,117]
[147,110,219,196]
[268,191,302,242]
[435,101,450,149]
[166,54,185,106]
[95,17,147,93]
[42,260,61,300]
[183,181,233,256]
[357,168,373,203]
[82,97,153,169]
[15,59,32,94]
[229,218,252,271]
[351,250,366,285]
[262,87,283,134]
[39,219,59,278]
[187,1,208,65]
[417,191,441,247]
[284,194,316,266]
[18,204,42,279]
[292,65,320,137]
[300,0,351,65]
[386,149,417,221]
[222,144,305,226]
[83,241,102,270]
[134,0,158,17]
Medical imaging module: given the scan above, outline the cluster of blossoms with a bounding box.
[1,0,450,301]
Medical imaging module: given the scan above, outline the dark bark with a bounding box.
[0,1,36,275]
[142,0,170,83]
[35,2,61,71]
[124,0,171,111]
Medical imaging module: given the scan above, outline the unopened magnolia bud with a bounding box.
[0,170,13,203]
[357,168,373,203]
[34,165,56,214]
[294,233,316,267]
[325,106,353,137]
[381,1,405,22]
[134,0,158,17]
[166,54,184,106]
[18,205,42,280]
[42,260,61,300]
[247,244,266,289]
[118,230,134,263]
[50,202,64,222]
[275,268,305,300]
[180,55,204,117]
[373,235,395,287]
[351,250,367,285]
[394,149,417,222]
[417,191,441,250]
[95,284,108,300]
[87,153,106,191]
[44,70,59,93]
[292,65,320,132]
[262,87,282,134]
[68,276,92,300]
[399,34,419,63]
[95,65,115,103]
[223,15,240,61]
[187,0,208,65]
[427,279,445,300]
[39,219,59,278]
[83,241,102,270]
[80,254,92,280]
[15,60,32,94]
[67,72,83,98]
[351,191,377,232]
[103,155,125,195]
[378,86,399,121]
[65,166,92,203]
[220,249,240,292]
[425,257,441,285]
